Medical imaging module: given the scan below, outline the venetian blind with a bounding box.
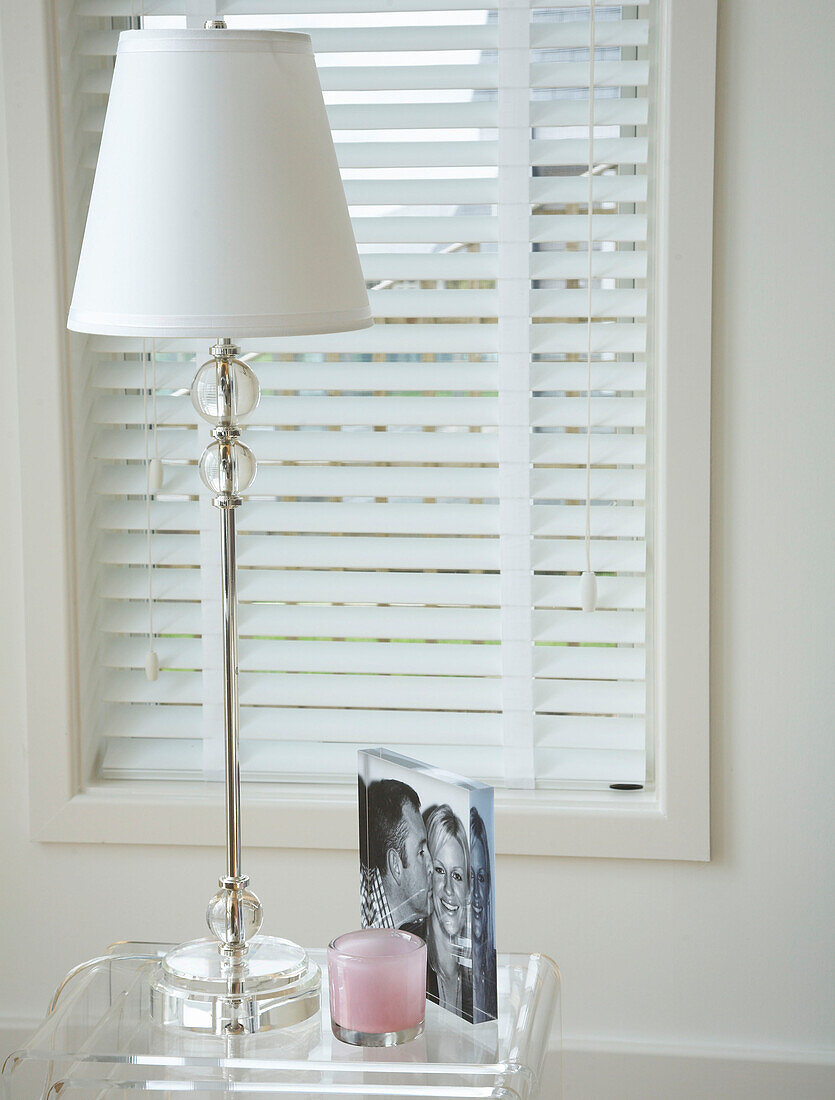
[63,0,650,790]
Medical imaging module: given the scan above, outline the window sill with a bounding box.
[33,779,708,861]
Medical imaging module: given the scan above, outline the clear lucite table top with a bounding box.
[1,943,561,1099]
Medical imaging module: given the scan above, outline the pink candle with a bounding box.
[327,929,427,1046]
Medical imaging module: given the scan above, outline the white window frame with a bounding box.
[1,0,715,861]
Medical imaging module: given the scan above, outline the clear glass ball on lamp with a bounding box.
[191,357,260,424]
[198,440,257,496]
[206,886,264,945]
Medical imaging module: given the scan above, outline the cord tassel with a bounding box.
[580,570,598,613]
[149,457,164,492]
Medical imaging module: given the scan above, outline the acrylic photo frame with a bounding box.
[358,748,497,1024]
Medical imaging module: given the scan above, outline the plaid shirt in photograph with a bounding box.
[360,864,395,929]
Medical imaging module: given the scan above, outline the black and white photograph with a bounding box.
[358,748,497,1024]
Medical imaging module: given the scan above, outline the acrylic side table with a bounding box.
[2,944,560,1099]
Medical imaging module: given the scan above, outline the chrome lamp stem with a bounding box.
[201,338,258,963]
[149,339,320,1034]
[220,501,242,884]
[213,347,243,885]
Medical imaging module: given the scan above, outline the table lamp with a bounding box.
[67,23,372,1035]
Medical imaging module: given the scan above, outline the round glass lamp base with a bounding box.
[150,936,320,1035]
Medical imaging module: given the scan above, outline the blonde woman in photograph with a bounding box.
[424,804,472,1020]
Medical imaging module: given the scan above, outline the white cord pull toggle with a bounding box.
[580,571,598,613]
[149,457,164,492]
[145,649,160,681]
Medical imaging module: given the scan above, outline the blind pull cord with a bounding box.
[581,0,598,614]
[143,339,159,681]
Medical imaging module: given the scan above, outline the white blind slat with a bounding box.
[103,637,502,677]
[532,173,647,204]
[355,219,498,245]
[101,600,504,641]
[106,669,502,711]
[321,64,500,92]
[99,564,499,605]
[97,532,646,573]
[100,635,644,681]
[95,393,645,429]
[92,322,646,356]
[530,18,648,49]
[98,735,509,785]
[97,462,644,501]
[531,59,649,89]
[532,97,647,128]
[93,358,646,392]
[106,668,647,716]
[97,499,645,537]
[93,427,645,466]
[81,20,649,59]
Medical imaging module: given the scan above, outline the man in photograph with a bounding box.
[361,779,432,933]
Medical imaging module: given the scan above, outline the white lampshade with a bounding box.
[68,29,372,338]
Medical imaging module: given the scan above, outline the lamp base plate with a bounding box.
[150,935,320,1035]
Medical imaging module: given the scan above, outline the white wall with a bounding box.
[0,0,833,1093]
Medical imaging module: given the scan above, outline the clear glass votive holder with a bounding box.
[327,929,427,1047]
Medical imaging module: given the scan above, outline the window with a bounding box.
[7,0,714,858]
